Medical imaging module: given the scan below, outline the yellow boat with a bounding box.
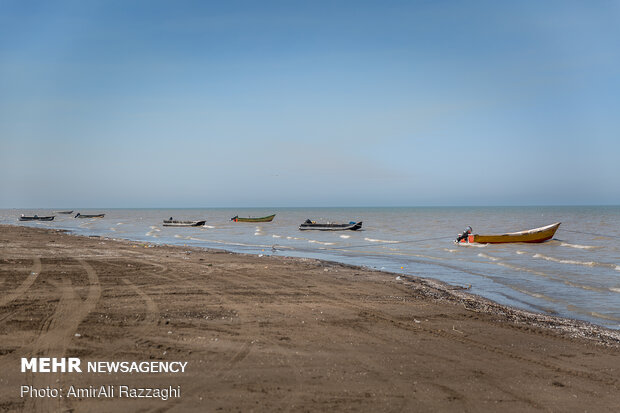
[457,222,561,244]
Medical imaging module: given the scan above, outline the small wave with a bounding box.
[456,242,487,248]
[340,235,350,239]
[116,222,124,226]
[364,237,398,243]
[589,312,620,322]
[511,286,559,303]
[610,288,620,293]
[272,235,281,238]
[109,227,116,231]
[308,240,335,246]
[478,253,500,261]
[200,225,215,229]
[516,250,526,255]
[149,226,161,231]
[174,234,183,238]
[443,248,458,253]
[560,242,599,250]
[193,238,272,248]
[616,266,620,272]
[533,253,596,267]
[496,262,547,277]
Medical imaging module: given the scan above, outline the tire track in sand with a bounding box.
[143,265,263,413]
[23,259,101,413]
[118,279,160,350]
[0,257,41,308]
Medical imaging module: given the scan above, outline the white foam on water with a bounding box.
[560,242,599,250]
[286,236,292,239]
[340,235,351,239]
[478,253,500,261]
[254,232,261,236]
[149,226,161,231]
[533,253,596,267]
[615,266,620,272]
[443,248,458,253]
[516,250,526,255]
[456,242,487,248]
[272,235,281,238]
[116,222,124,226]
[364,237,398,243]
[174,234,183,238]
[609,287,620,293]
[308,240,335,246]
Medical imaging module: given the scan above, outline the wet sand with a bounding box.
[0,224,619,412]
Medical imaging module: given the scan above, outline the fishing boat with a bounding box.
[231,214,276,223]
[299,219,363,231]
[19,215,55,221]
[163,218,206,227]
[74,213,105,219]
[456,222,561,244]
[54,210,74,214]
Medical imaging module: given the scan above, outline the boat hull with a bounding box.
[19,216,55,221]
[231,214,276,222]
[75,214,105,218]
[54,210,74,214]
[163,220,206,227]
[299,221,363,231]
[461,223,561,244]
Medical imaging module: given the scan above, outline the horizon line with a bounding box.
[3,204,619,210]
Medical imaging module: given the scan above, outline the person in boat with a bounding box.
[169,217,173,220]
[456,226,472,242]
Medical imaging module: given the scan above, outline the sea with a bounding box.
[2,206,619,330]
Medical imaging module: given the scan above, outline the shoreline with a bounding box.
[7,223,620,345]
[1,224,619,411]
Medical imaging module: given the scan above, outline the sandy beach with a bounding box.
[0,224,619,412]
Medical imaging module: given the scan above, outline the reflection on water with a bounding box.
[3,206,619,329]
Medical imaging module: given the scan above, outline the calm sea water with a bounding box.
[2,207,619,329]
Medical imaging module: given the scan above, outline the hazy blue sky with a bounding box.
[1,0,619,207]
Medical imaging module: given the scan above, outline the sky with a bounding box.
[1,0,619,208]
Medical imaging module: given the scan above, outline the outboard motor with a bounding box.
[456,226,472,243]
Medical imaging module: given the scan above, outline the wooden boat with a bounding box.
[456,222,561,244]
[54,210,74,214]
[231,214,276,223]
[19,215,55,221]
[75,213,105,218]
[299,219,363,231]
[163,218,206,227]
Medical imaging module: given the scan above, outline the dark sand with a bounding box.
[0,225,619,412]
